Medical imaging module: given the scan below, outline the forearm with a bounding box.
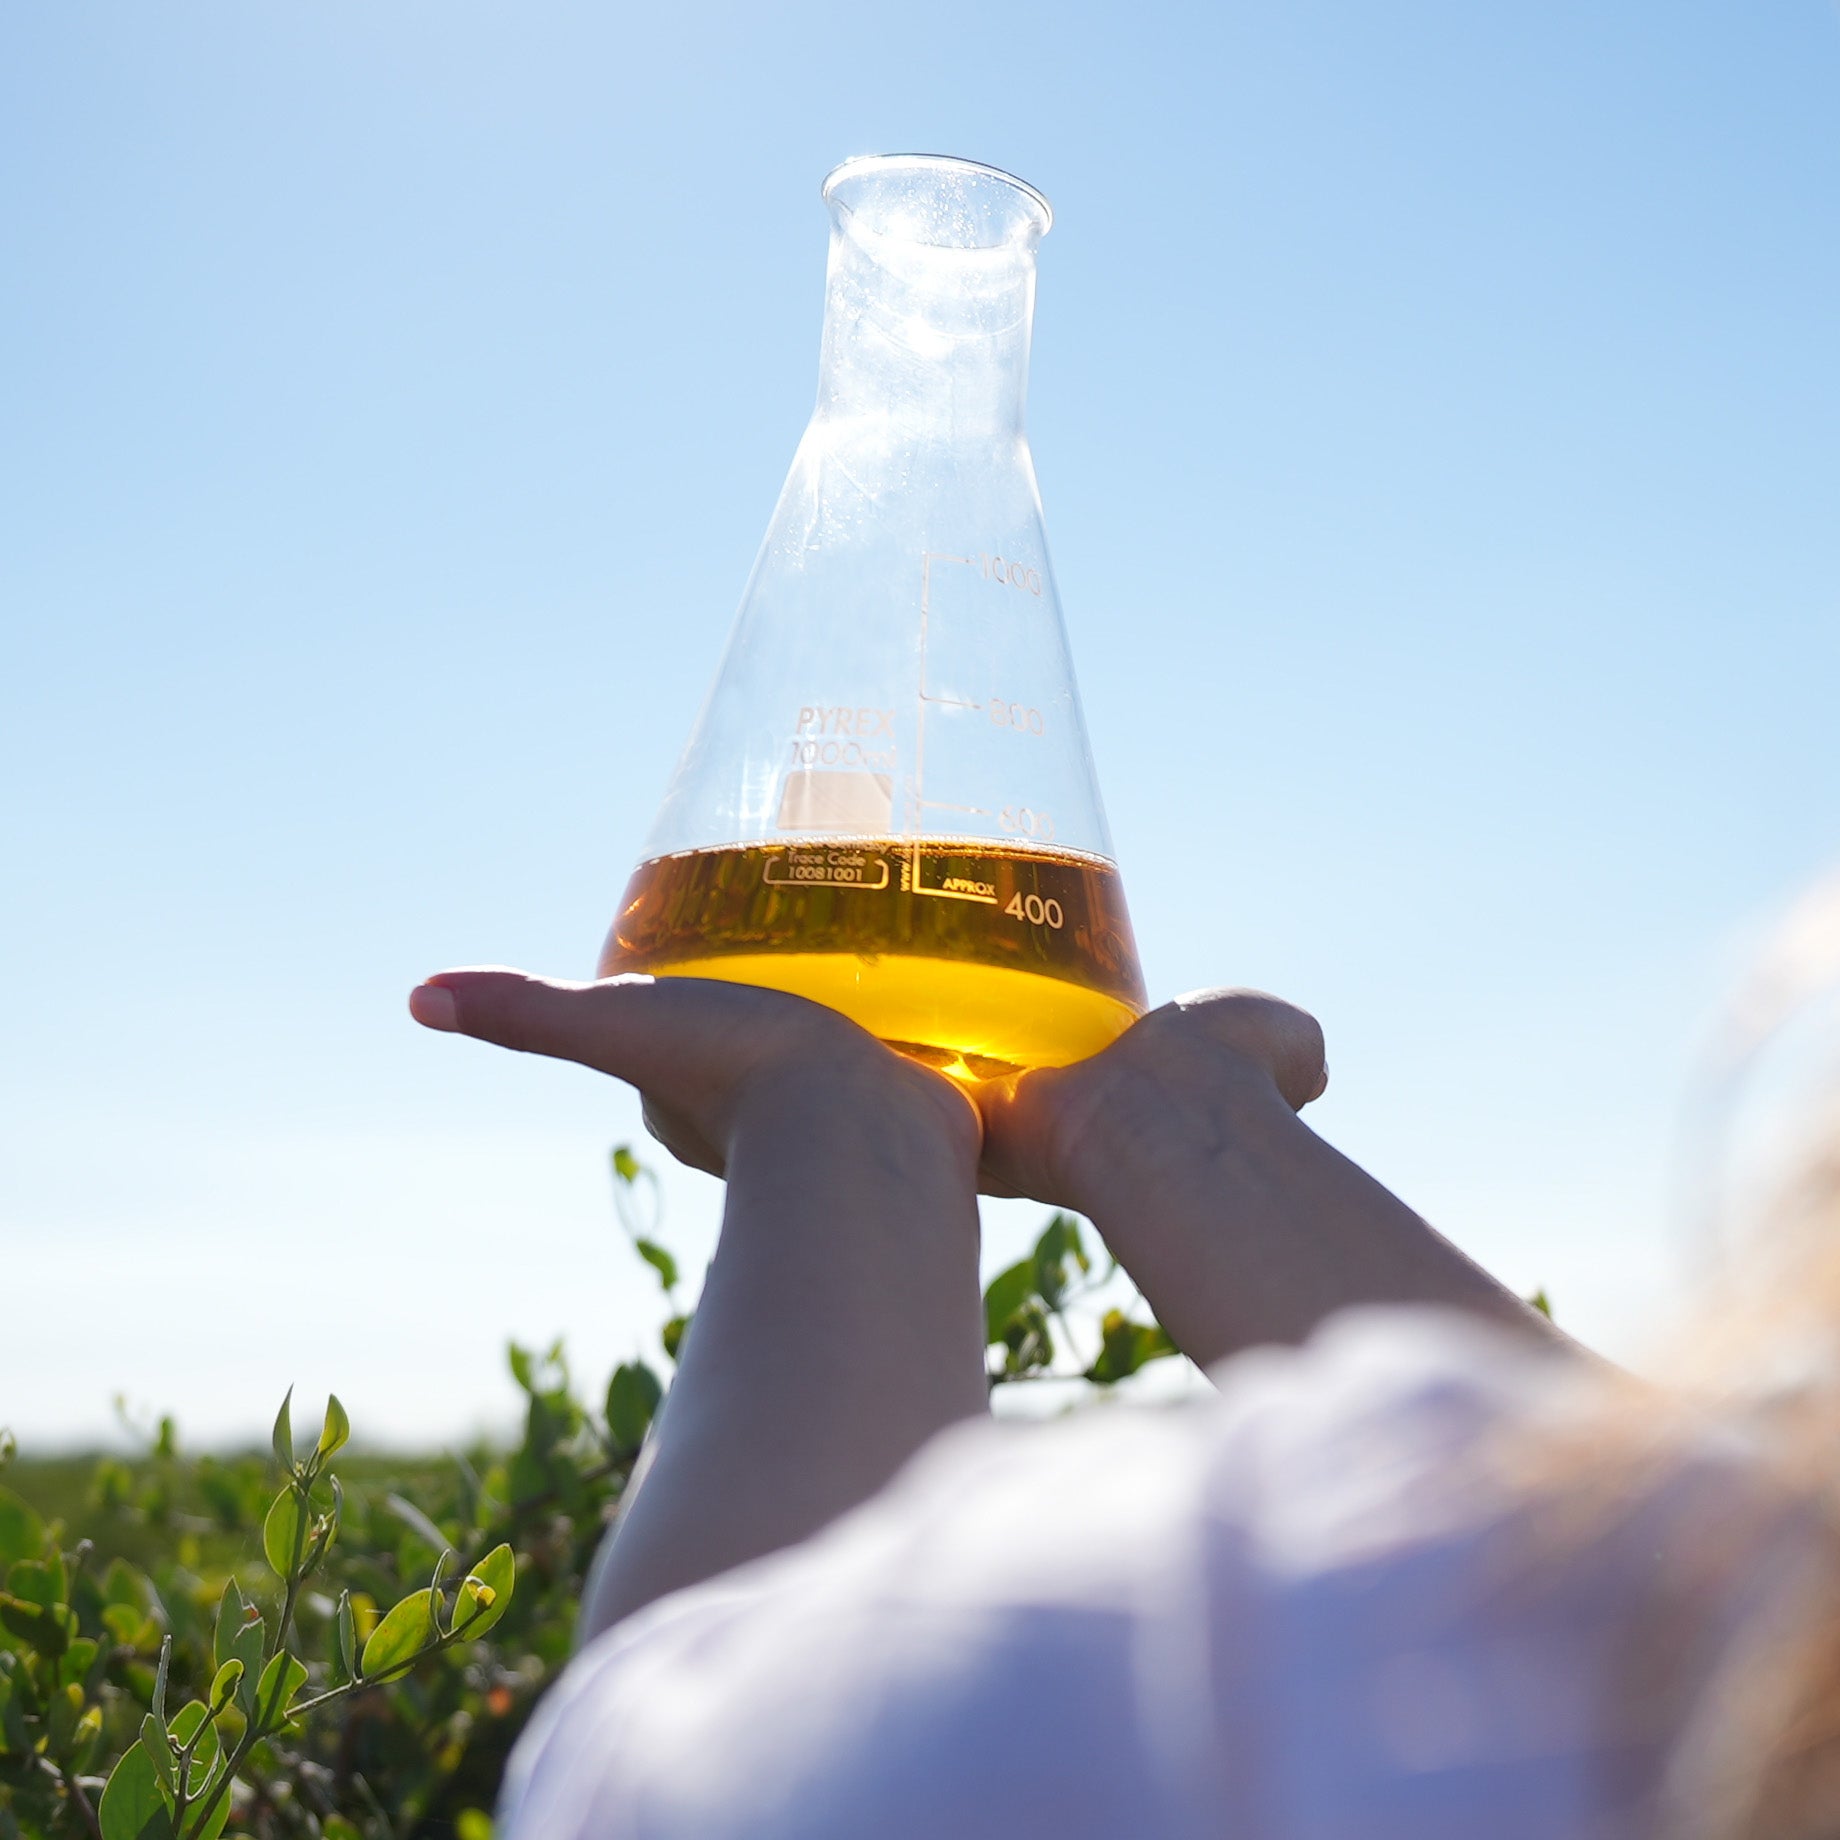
[1068,1075,1565,1369]
[580,1076,986,1641]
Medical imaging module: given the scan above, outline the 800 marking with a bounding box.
[989,699,1045,735]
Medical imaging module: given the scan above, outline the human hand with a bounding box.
[981,988,1563,1364]
[412,970,993,1633]
[977,987,1329,1211]
[409,969,979,1179]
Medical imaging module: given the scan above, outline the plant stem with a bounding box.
[43,1756,104,1840]
[266,1479,316,1666]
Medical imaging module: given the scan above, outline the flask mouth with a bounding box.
[822,154,1052,250]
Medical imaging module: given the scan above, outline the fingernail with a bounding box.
[410,983,459,1032]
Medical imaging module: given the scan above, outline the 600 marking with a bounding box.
[1000,804,1055,841]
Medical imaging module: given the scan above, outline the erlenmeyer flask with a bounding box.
[599,153,1146,1081]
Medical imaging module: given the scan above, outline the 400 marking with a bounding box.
[1004,891,1063,928]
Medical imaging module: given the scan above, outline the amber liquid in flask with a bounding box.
[601,839,1145,1082]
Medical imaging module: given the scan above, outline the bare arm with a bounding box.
[409,970,987,1642]
[578,1065,985,1636]
[980,990,1567,1369]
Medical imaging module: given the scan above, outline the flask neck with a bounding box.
[812,161,1046,438]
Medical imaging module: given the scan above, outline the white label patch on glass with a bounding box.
[775,770,894,832]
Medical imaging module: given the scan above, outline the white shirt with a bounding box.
[499,1309,1815,1840]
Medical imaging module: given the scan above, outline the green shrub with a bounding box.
[0,1150,1176,1837]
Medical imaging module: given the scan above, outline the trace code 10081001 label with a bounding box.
[761,849,891,890]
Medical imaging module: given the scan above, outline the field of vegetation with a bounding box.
[1,1149,1178,1838]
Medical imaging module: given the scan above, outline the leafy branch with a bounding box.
[91,1394,516,1840]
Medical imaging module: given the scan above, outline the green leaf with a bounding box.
[1085,1310,1179,1385]
[262,1486,307,1580]
[212,1580,245,1672]
[188,1780,234,1840]
[137,1714,176,1791]
[98,1740,176,1840]
[610,1146,662,1244]
[0,1659,27,1756]
[361,1586,435,1681]
[207,1659,242,1714]
[981,1258,1038,1344]
[451,1543,515,1642]
[212,1588,266,1714]
[72,1701,105,1770]
[428,1548,456,1637]
[507,1342,536,1394]
[0,1655,26,1754]
[605,1362,663,1456]
[169,1697,219,1759]
[271,1387,294,1473]
[59,1635,99,1690]
[48,1678,84,1753]
[103,1558,144,1608]
[90,1453,135,1511]
[317,1393,351,1460]
[6,1554,66,1610]
[335,1590,355,1682]
[1527,1287,1554,1320]
[1032,1213,1090,1312]
[151,1633,171,1728]
[0,1489,43,1566]
[253,1649,308,1728]
[634,1238,678,1291]
[167,1701,224,1813]
[455,1812,494,1840]
[0,1592,74,1657]
[661,1313,692,1363]
[323,1819,363,1840]
[997,1300,1054,1376]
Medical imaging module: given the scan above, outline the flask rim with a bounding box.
[821,153,1053,247]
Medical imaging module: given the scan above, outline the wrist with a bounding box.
[1049,1049,1298,1229]
[727,1038,982,1180]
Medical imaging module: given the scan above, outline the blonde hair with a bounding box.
[1647,873,1840,1837]
[1463,874,1840,1838]
[1680,1154,1840,1840]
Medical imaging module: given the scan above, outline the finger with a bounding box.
[409,968,671,1084]
[1170,987,1329,1110]
[410,966,861,1092]
[973,1064,1075,1204]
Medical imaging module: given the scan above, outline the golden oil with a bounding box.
[600,839,1147,1081]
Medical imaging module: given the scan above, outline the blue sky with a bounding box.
[4,1,1837,1444]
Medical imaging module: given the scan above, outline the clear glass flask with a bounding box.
[599,153,1146,1081]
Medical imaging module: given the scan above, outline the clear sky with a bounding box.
[4,1,1837,1445]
